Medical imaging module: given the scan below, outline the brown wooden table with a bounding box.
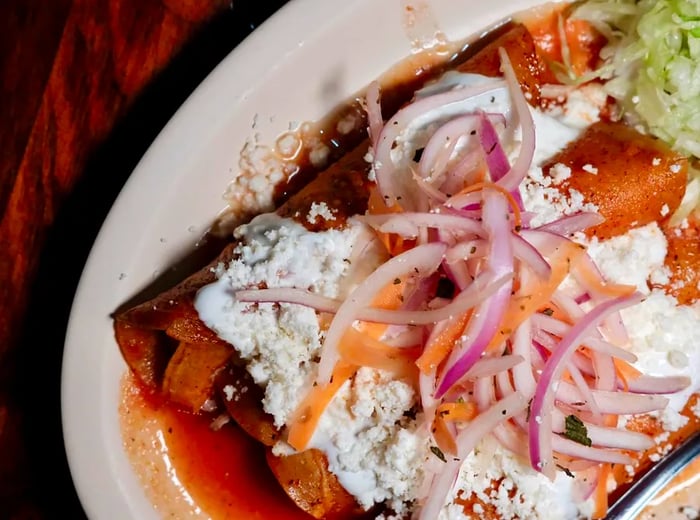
[0,1,288,516]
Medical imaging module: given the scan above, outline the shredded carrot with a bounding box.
[486,240,586,351]
[376,233,414,258]
[416,311,472,373]
[287,361,358,451]
[371,278,405,309]
[536,303,570,324]
[592,463,611,519]
[559,368,575,385]
[613,358,643,392]
[338,328,419,381]
[575,259,637,298]
[431,415,458,456]
[367,186,412,256]
[368,185,402,215]
[435,401,478,422]
[451,181,522,230]
[289,276,421,450]
[431,402,478,456]
[603,414,618,428]
[356,277,408,340]
[464,162,488,186]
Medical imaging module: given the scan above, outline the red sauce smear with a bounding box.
[120,374,311,519]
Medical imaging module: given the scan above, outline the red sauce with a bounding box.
[120,374,311,519]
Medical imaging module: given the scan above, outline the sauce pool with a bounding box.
[119,373,312,519]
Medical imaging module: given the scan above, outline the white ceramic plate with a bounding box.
[61,0,552,517]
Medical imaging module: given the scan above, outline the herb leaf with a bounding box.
[556,464,575,478]
[526,399,533,421]
[564,414,592,447]
[430,446,447,462]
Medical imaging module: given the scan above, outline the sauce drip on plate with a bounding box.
[120,373,312,519]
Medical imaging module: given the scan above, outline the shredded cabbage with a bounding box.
[573,0,700,158]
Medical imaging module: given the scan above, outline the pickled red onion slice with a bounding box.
[419,392,528,520]
[365,80,383,150]
[529,293,645,477]
[317,242,446,383]
[495,48,535,198]
[373,80,507,207]
[478,110,510,181]
[435,189,514,397]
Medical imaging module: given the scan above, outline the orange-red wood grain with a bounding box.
[0,1,231,516]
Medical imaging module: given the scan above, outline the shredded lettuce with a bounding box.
[573,0,700,159]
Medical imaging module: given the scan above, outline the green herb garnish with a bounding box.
[557,464,575,478]
[564,414,592,447]
[430,446,447,462]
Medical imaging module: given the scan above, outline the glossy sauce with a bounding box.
[120,373,311,519]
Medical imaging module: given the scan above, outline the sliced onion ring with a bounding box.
[529,292,644,477]
[317,242,446,383]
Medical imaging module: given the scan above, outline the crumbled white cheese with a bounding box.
[307,201,336,224]
[559,83,606,128]
[337,113,360,135]
[581,163,598,175]
[620,291,700,427]
[368,164,377,182]
[309,143,330,167]
[580,222,700,429]
[308,368,426,513]
[549,163,572,184]
[582,222,669,294]
[517,104,599,227]
[440,436,593,520]
[222,384,236,402]
[194,214,368,426]
[521,170,598,228]
[224,139,293,221]
[661,203,670,217]
[276,132,302,158]
[692,399,700,418]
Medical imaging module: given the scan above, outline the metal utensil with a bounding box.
[606,429,700,520]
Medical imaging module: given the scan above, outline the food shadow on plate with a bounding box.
[10,2,290,518]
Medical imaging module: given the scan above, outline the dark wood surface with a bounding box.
[0,1,288,517]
